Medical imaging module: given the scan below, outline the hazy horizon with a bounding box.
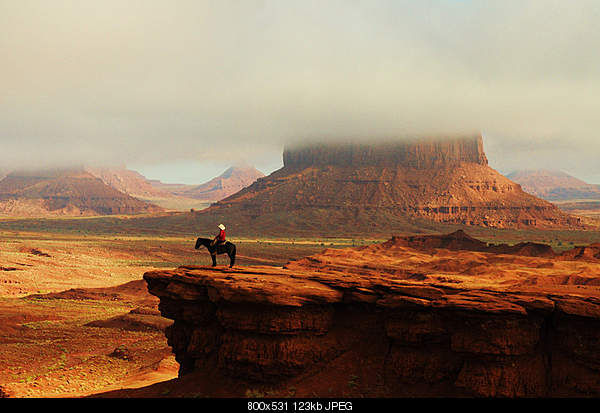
[4,133,599,186]
[2,1,600,184]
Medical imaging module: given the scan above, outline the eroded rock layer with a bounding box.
[283,136,489,169]
[206,135,582,230]
[0,169,163,216]
[144,232,600,397]
[507,169,600,202]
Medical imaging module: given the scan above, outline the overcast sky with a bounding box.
[2,0,600,184]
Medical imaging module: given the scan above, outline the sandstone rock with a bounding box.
[199,134,583,233]
[85,165,173,199]
[282,136,488,169]
[384,311,448,344]
[144,232,600,397]
[386,345,462,385]
[0,168,163,216]
[178,166,264,201]
[216,304,333,335]
[507,169,600,202]
[0,385,9,398]
[449,315,541,356]
[454,354,547,397]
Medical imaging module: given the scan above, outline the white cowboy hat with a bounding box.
[218,224,226,230]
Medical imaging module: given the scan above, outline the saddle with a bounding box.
[210,238,226,254]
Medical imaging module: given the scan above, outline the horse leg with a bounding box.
[229,245,236,268]
[210,249,217,266]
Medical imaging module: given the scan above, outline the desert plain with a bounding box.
[0,219,362,398]
[1,213,600,398]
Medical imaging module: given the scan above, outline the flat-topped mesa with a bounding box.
[283,135,488,170]
[200,133,584,232]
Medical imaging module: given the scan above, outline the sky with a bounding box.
[1,0,600,184]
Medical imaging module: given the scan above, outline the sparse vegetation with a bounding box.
[348,374,360,388]
[245,388,265,398]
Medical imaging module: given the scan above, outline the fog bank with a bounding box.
[2,1,599,182]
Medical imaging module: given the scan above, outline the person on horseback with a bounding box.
[210,224,226,256]
[195,225,236,267]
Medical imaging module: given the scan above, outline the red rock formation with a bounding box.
[388,230,598,261]
[559,243,600,263]
[85,166,173,199]
[177,166,264,202]
[387,230,557,258]
[0,168,163,216]
[507,169,600,201]
[283,136,488,169]
[204,134,582,231]
[144,232,600,397]
[385,229,490,251]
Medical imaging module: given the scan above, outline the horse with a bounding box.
[194,237,236,268]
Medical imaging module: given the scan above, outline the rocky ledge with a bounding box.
[144,235,600,397]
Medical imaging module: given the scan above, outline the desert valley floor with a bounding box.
[0,228,355,397]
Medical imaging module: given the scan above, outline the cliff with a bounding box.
[143,232,600,397]
[283,135,488,169]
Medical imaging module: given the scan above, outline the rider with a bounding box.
[210,224,226,255]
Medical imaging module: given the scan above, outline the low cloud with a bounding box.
[1,1,599,182]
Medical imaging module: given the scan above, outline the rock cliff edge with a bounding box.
[144,233,600,397]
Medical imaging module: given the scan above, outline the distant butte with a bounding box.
[197,134,582,232]
[0,168,163,216]
[507,169,600,202]
[85,165,173,200]
[175,165,265,202]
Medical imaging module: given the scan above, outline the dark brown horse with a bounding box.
[194,237,236,268]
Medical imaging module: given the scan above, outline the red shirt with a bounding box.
[217,229,226,241]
